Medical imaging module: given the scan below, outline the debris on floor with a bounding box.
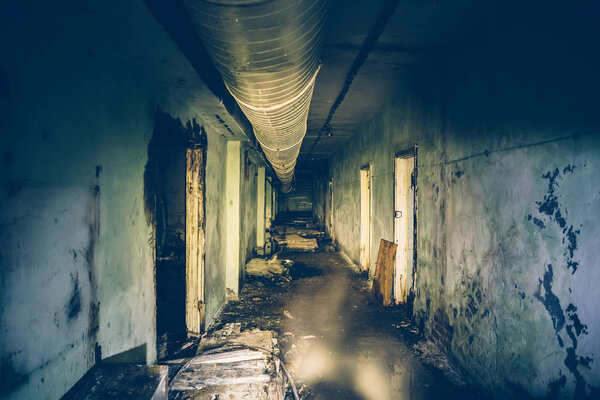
[63,364,168,400]
[412,340,466,387]
[372,239,397,306]
[158,334,199,361]
[280,233,318,251]
[197,323,278,354]
[171,324,289,399]
[246,255,293,280]
[208,243,487,400]
[297,228,323,237]
[169,349,285,400]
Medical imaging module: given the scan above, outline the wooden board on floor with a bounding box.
[171,325,285,400]
[372,239,397,306]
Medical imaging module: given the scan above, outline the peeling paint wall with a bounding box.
[0,5,157,395]
[0,2,251,399]
[325,2,600,397]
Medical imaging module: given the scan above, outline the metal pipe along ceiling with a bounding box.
[183,0,328,192]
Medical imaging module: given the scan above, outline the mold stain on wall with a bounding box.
[66,271,82,321]
[528,164,597,398]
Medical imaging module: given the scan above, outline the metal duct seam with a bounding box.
[183,0,327,192]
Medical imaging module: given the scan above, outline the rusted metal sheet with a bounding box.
[372,239,397,307]
[186,144,206,335]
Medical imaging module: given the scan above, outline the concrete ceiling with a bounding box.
[296,0,479,171]
[149,0,487,180]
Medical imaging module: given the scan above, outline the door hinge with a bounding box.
[395,211,402,218]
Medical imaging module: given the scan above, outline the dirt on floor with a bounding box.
[160,217,488,399]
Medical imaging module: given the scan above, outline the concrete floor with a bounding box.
[209,223,488,400]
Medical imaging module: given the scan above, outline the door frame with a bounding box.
[393,145,418,304]
[360,163,372,273]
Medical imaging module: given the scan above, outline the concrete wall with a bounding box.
[325,2,600,398]
[224,141,241,297]
[256,167,266,247]
[240,148,258,266]
[0,8,158,398]
[203,125,228,326]
[0,2,253,399]
[312,173,327,226]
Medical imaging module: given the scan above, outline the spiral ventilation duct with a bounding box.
[183,0,327,192]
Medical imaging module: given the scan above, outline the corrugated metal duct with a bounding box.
[183,0,328,192]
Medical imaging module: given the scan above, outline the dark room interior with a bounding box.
[1,1,599,399]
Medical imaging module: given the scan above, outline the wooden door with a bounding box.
[394,153,415,304]
[360,166,371,272]
[186,145,205,334]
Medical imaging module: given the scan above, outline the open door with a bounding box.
[152,111,196,358]
[186,143,206,335]
[394,146,417,304]
[360,165,371,272]
[327,179,333,235]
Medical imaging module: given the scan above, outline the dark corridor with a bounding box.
[1,1,600,399]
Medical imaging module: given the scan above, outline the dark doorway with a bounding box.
[146,110,197,359]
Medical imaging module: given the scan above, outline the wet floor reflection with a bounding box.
[214,241,486,399]
[278,251,485,400]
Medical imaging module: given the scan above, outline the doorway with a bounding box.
[360,164,371,272]
[148,111,204,359]
[393,146,417,304]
